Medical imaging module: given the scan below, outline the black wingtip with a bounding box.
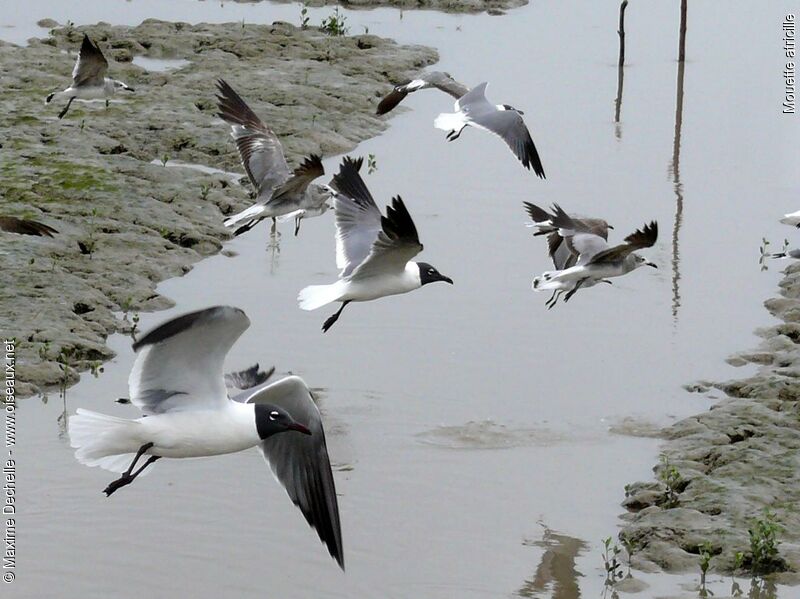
[523,201,551,223]
[376,88,408,115]
[330,157,374,207]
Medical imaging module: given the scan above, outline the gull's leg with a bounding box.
[271,218,277,235]
[58,97,75,119]
[563,278,589,303]
[546,290,562,310]
[294,216,301,237]
[322,301,351,333]
[446,129,463,142]
[105,98,110,109]
[103,442,160,497]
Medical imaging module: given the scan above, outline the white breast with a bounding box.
[138,401,259,459]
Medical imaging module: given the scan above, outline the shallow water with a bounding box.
[131,56,190,72]
[7,1,800,598]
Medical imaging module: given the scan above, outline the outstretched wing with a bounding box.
[268,154,325,206]
[128,306,250,414]
[0,216,58,237]
[376,71,469,115]
[588,221,658,265]
[216,79,291,194]
[224,363,275,391]
[72,34,108,87]
[330,157,383,276]
[234,376,344,570]
[349,196,423,280]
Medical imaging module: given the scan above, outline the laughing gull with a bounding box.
[45,34,134,120]
[216,79,331,236]
[0,216,58,237]
[524,202,612,307]
[531,205,657,305]
[376,72,545,176]
[69,306,344,569]
[298,157,453,332]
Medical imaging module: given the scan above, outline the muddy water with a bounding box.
[7,1,800,598]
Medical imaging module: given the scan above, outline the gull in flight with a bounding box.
[298,157,453,332]
[45,34,134,119]
[0,216,58,237]
[69,306,344,569]
[531,205,657,306]
[216,79,331,237]
[377,71,545,176]
[524,202,612,308]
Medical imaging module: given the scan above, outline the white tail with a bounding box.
[434,111,467,133]
[298,281,347,311]
[69,409,140,472]
[223,203,267,228]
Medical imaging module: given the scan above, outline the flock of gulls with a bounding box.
[3,31,706,570]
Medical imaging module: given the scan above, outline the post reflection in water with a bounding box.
[670,24,688,324]
[517,527,587,599]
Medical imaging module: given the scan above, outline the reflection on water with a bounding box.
[518,526,587,599]
[670,59,686,324]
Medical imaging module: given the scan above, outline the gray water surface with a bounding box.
[9,1,800,598]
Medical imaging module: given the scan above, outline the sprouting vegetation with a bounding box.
[299,2,310,29]
[78,207,100,258]
[657,455,683,508]
[602,536,624,586]
[367,153,378,174]
[161,153,170,167]
[320,6,349,37]
[698,541,713,590]
[619,532,638,576]
[748,509,783,574]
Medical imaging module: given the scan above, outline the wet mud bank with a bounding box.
[0,20,436,397]
[619,263,800,584]
[233,0,527,15]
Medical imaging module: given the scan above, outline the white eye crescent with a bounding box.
[269,410,279,420]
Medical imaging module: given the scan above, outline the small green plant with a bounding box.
[299,2,310,29]
[37,340,52,361]
[88,361,104,378]
[602,536,624,585]
[698,541,713,589]
[732,550,744,572]
[619,532,638,576]
[658,455,683,508]
[131,312,140,340]
[320,6,349,36]
[56,347,74,399]
[80,119,85,132]
[78,207,100,258]
[200,183,212,202]
[749,509,782,573]
[367,153,378,174]
[161,153,170,167]
[759,237,771,270]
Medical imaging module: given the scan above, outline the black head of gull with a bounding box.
[255,404,311,438]
[416,262,454,286]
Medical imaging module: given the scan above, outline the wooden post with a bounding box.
[618,0,629,67]
[678,0,687,62]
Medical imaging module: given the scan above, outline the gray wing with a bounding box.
[128,306,250,414]
[72,34,108,87]
[268,154,325,207]
[224,363,275,391]
[588,221,658,265]
[330,157,383,277]
[0,216,58,237]
[525,203,610,269]
[376,71,469,115]
[235,376,344,570]
[348,196,423,280]
[216,79,291,194]
[470,108,545,176]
